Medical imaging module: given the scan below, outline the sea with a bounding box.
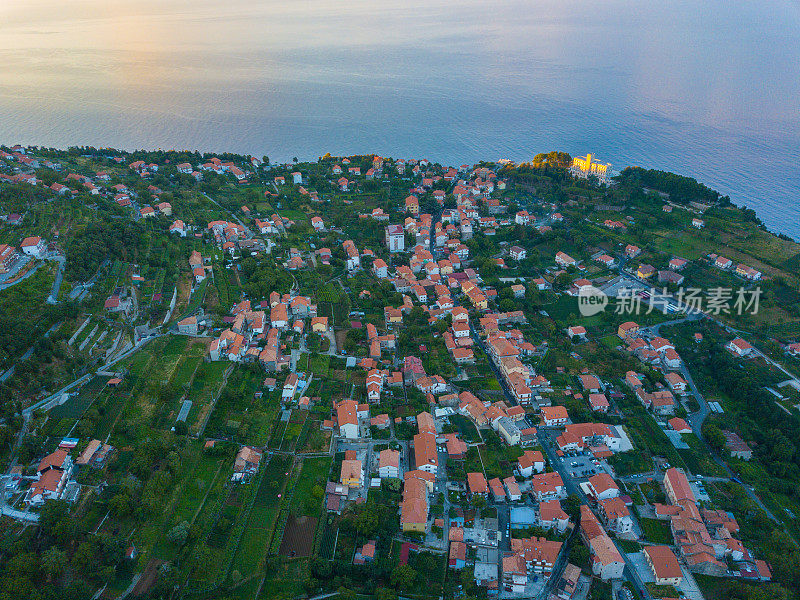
[1,0,799,238]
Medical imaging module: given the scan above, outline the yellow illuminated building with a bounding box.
[570,153,612,184]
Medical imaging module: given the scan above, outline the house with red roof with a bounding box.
[541,405,568,427]
[726,337,753,357]
[20,236,46,258]
[588,393,610,413]
[25,450,73,506]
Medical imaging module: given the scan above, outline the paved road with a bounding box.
[473,310,662,599]
[46,253,66,304]
[0,474,40,522]
[617,257,800,388]
[0,255,34,291]
[637,320,779,522]
[470,319,645,596]
[5,332,164,478]
[539,429,655,600]
[638,319,709,434]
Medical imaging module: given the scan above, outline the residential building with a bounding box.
[414,431,439,474]
[401,471,429,533]
[341,459,364,488]
[643,546,683,586]
[663,468,695,506]
[539,500,570,532]
[541,405,568,427]
[468,472,489,497]
[336,399,359,439]
[231,446,263,482]
[598,497,633,534]
[25,450,73,506]
[379,449,401,479]
[530,471,565,502]
[586,473,619,500]
[617,321,639,340]
[497,417,521,445]
[580,506,625,581]
[20,236,46,258]
[386,224,405,252]
[555,251,577,268]
[0,244,19,273]
[518,450,545,477]
[723,430,753,460]
[727,337,753,357]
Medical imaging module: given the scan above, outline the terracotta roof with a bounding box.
[539,499,568,522]
[467,472,488,494]
[644,545,682,580]
[664,467,695,504]
[414,431,438,470]
[341,459,362,484]
[588,473,618,495]
[518,450,544,470]
[38,449,69,473]
[541,405,568,423]
[379,449,400,469]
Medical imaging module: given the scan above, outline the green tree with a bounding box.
[375,587,397,600]
[337,587,357,600]
[42,547,67,580]
[702,422,725,453]
[167,521,189,547]
[563,494,582,521]
[390,564,416,589]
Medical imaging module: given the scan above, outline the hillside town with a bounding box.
[0,145,797,600]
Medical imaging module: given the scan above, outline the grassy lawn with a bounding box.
[49,375,107,419]
[280,417,307,452]
[639,518,674,545]
[162,334,189,356]
[617,539,641,552]
[694,574,785,600]
[600,334,622,349]
[278,209,309,223]
[148,443,232,562]
[204,367,279,445]
[231,503,278,575]
[268,418,289,449]
[169,451,227,525]
[94,388,132,441]
[448,414,481,443]
[255,455,292,509]
[677,434,727,477]
[646,584,678,598]
[171,353,203,388]
[308,353,330,377]
[187,361,230,433]
[257,560,310,599]
[289,457,331,517]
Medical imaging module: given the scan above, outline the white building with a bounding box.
[727,337,753,357]
[517,450,545,477]
[598,498,634,535]
[385,224,405,253]
[20,236,46,258]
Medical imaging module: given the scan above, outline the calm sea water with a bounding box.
[2,0,800,238]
